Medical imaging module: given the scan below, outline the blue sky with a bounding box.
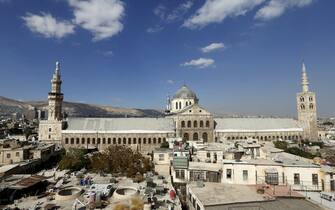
[0,0,334,117]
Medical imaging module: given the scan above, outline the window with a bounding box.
[202,132,208,142]
[133,138,137,144]
[70,138,74,144]
[187,120,191,128]
[243,170,248,181]
[49,128,52,132]
[206,121,210,127]
[206,152,211,158]
[176,169,185,179]
[113,138,116,144]
[309,103,314,109]
[181,121,185,128]
[123,138,126,144]
[7,153,11,158]
[65,138,69,144]
[16,152,19,157]
[300,97,304,102]
[97,138,101,144]
[179,102,181,109]
[103,138,106,144]
[300,104,305,110]
[193,121,198,127]
[294,173,300,185]
[158,138,161,144]
[76,138,79,144]
[226,169,232,179]
[309,96,313,102]
[87,138,90,144]
[118,138,121,144]
[265,172,279,185]
[48,135,51,139]
[175,102,178,110]
[159,154,164,161]
[193,133,198,140]
[81,138,85,144]
[148,138,151,144]
[128,138,131,144]
[153,138,157,144]
[139,138,142,144]
[200,121,204,127]
[92,138,96,144]
[312,174,318,186]
[108,138,111,144]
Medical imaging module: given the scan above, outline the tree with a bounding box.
[58,148,88,171]
[89,145,153,177]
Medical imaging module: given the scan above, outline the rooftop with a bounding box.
[215,118,303,132]
[188,183,273,206]
[64,117,175,133]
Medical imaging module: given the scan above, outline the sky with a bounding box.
[0,0,334,118]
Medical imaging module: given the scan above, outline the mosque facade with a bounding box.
[38,62,319,151]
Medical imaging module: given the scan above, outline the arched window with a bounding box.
[187,120,191,128]
[153,138,157,144]
[193,121,198,128]
[65,138,69,144]
[202,132,208,142]
[183,133,189,141]
[92,138,96,144]
[163,138,166,142]
[186,101,188,106]
[71,138,74,144]
[206,120,210,127]
[227,137,231,140]
[113,138,116,144]
[181,121,185,128]
[118,138,121,144]
[139,138,142,144]
[309,103,314,109]
[123,138,127,144]
[200,121,204,127]
[81,138,85,144]
[158,138,161,144]
[309,97,313,102]
[300,97,304,102]
[87,138,90,144]
[108,138,111,144]
[143,138,146,144]
[300,104,305,110]
[148,138,152,144]
[76,138,79,144]
[179,102,182,109]
[102,138,106,144]
[128,138,131,144]
[175,102,178,110]
[97,138,101,144]
[193,133,199,140]
[133,138,137,144]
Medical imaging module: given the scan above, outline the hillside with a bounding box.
[0,96,164,119]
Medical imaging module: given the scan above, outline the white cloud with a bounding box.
[68,0,125,41]
[22,13,75,39]
[181,58,215,69]
[166,1,194,22]
[146,25,164,33]
[167,79,175,84]
[201,42,225,53]
[153,4,167,20]
[255,0,313,20]
[183,0,265,29]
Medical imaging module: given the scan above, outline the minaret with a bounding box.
[48,61,63,121]
[297,62,318,141]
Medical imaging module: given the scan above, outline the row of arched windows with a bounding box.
[226,135,301,141]
[64,137,166,145]
[300,103,314,110]
[183,132,208,141]
[181,120,210,128]
[300,96,314,103]
[175,101,192,110]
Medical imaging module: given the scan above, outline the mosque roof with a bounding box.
[214,118,303,132]
[173,85,198,100]
[63,117,175,133]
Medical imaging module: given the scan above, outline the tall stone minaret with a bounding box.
[297,62,318,141]
[48,61,63,121]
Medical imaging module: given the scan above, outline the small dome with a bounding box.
[173,85,198,100]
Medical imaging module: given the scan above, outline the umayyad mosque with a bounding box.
[39,62,319,151]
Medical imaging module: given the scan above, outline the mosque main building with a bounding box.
[39,62,319,151]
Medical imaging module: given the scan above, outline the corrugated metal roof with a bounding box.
[215,118,302,132]
[64,117,175,133]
